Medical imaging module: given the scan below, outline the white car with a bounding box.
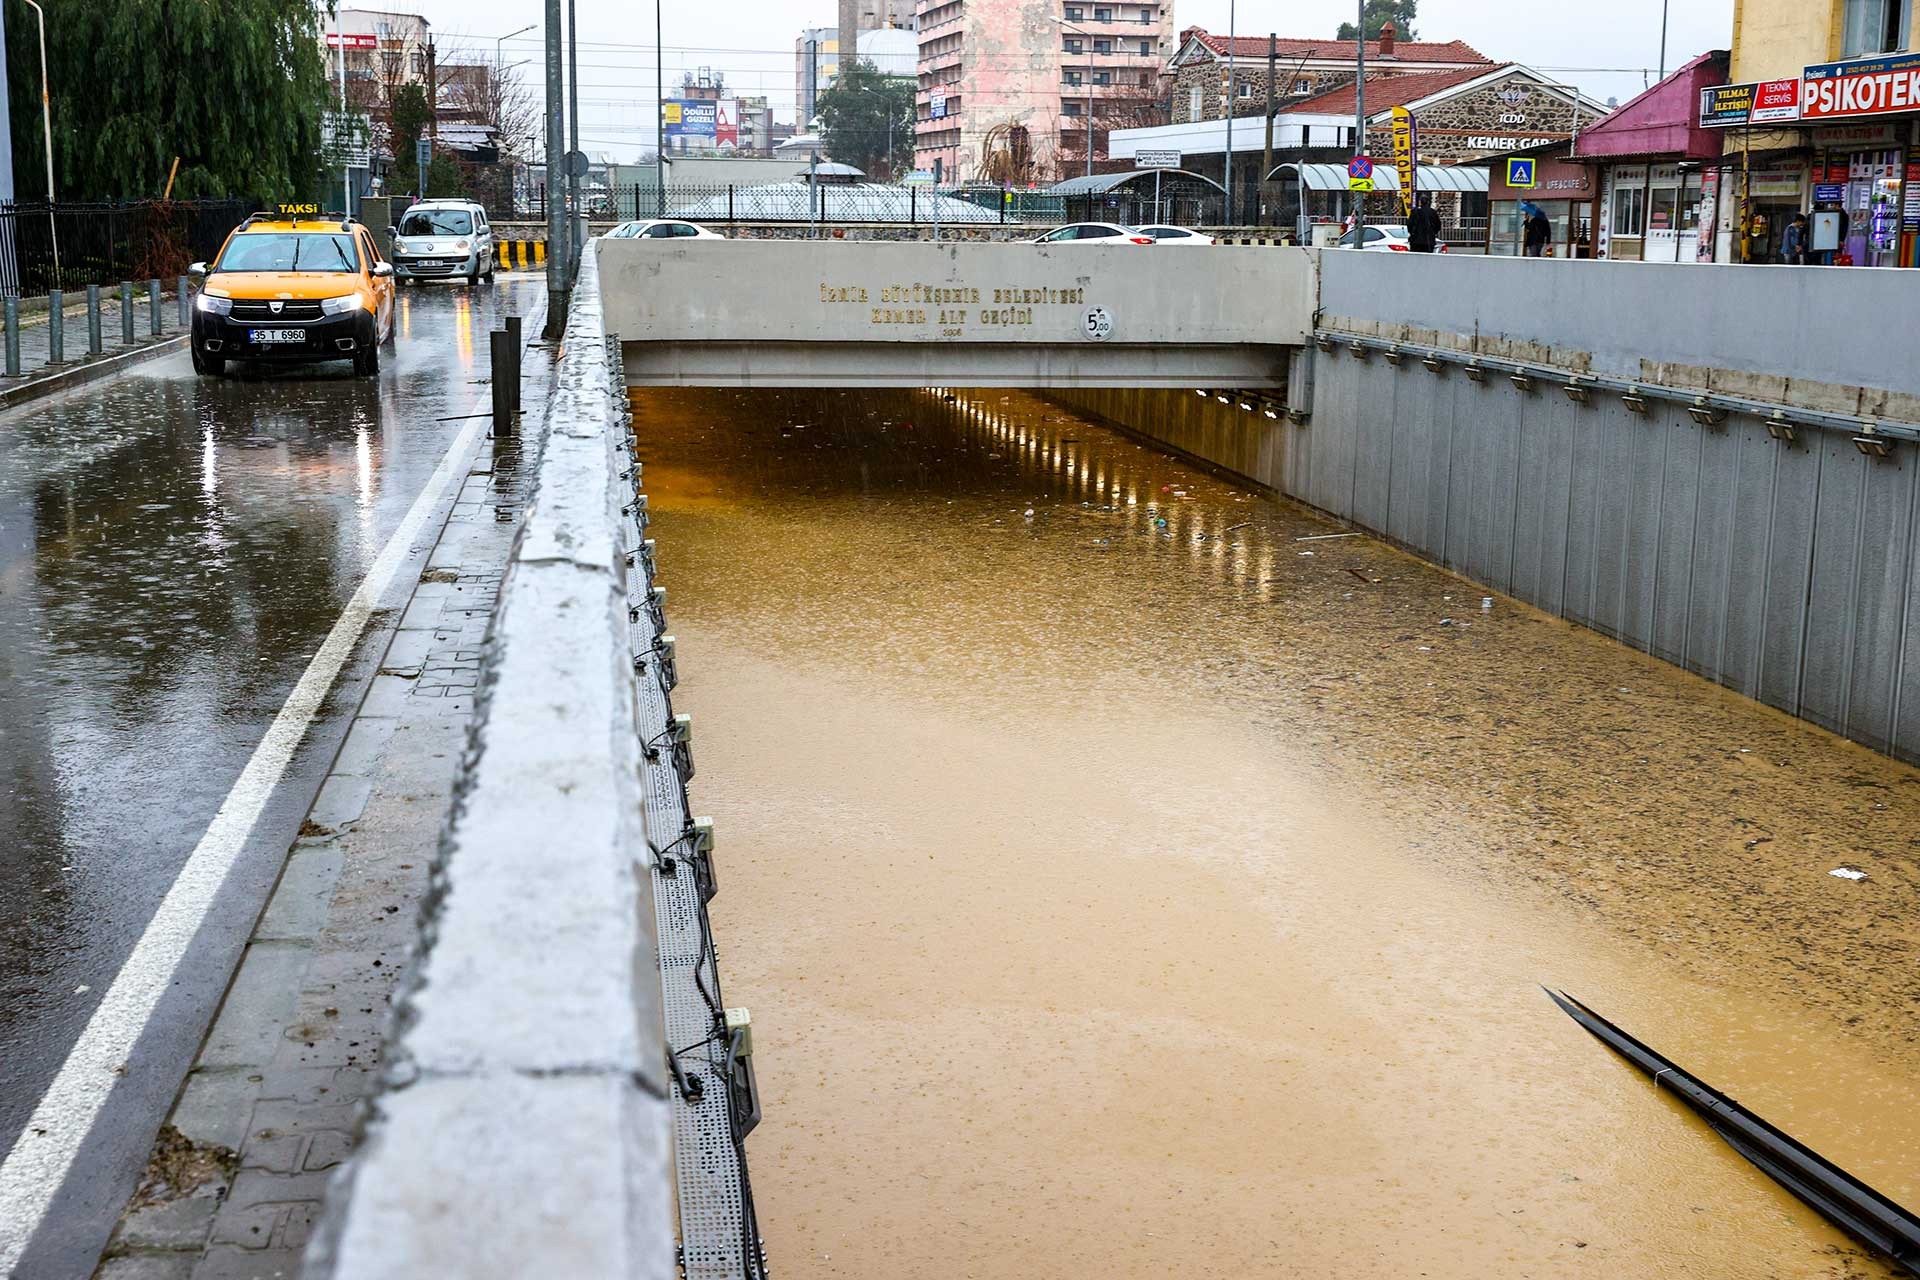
[1331,225,1449,253]
[605,219,728,240]
[1139,225,1216,246]
[1029,222,1155,245]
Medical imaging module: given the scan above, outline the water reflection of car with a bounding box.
[387,200,496,284]
[604,219,728,240]
[1138,225,1216,246]
[1029,222,1156,245]
[189,211,396,378]
[1331,225,1449,253]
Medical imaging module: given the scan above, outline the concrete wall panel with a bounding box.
[1801,436,1867,734]
[1846,461,1917,751]
[1652,421,1704,666]
[1722,436,1781,697]
[1759,443,1822,715]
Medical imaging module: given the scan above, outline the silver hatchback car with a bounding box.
[387,200,495,284]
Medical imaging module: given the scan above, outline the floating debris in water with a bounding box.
[1829,867,1870,882]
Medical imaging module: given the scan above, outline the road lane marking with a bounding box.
[0,409,491,1275]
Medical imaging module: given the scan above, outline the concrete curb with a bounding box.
[308,247,678,1278]
[0,334,187,412]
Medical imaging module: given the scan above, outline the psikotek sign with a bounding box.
[1803,50,1920,120]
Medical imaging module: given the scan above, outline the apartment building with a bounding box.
[916,0,1174,185]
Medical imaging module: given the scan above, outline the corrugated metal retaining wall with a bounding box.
[1050,253,1920,764]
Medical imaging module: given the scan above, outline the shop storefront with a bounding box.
[1792,51,1920,266]
[1598,163,1710,260]
[1485,150,1595,256]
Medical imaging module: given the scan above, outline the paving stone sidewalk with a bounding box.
[92,349,551,1280]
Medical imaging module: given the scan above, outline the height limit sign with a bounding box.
[1348,154,1375,192]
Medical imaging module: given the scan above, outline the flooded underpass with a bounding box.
[630,384,1919,1279]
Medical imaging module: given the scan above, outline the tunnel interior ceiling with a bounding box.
[618,341,1290,389]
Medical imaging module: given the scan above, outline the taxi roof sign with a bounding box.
[277,202,321,216]
[1506,158,1537,188]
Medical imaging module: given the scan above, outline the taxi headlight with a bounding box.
[320,293,363,316]
[195,293,232,316]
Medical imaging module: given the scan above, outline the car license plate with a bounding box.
[250,329,303,344]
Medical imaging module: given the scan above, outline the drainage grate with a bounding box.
[611,336,765,1280]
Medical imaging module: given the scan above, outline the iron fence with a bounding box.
[0,199,254,297]
[492,182,1071,227]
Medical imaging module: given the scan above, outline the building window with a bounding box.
[1092,70,1111,84]
[1065,70,1083,85]
[1842,0,1913,54]
[1292,77,1313,94]
[1239,81,1255,96]
[1064,101,1082,116]
[1094,7,1113,20]
[1138,38,1152,54]
[1140,7,1153,22]
[1065,5,1082,18]
[1138,71,1153,86]
[1065,38,1082,52]
[1189,84,1203,117]
[1611,184,1645,236]
[1094,38,1111,53]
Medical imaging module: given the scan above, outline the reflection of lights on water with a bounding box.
[454,295,474,365]
[200,424,218,499]
[399,295,413,341]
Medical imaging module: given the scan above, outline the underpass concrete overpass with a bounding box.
[598,240,1315,390]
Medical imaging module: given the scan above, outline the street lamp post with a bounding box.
[1052,17,1093,182]
[1352,0,1367,247]
[21,0,57,284]
[495,23,535,72]
[1224,0,1236,224]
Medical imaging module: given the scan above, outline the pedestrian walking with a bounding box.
[1782,212,1809,264]
[1408,192,1442,253]
[1522,203,1551,257]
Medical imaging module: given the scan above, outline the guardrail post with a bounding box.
[3,296,17,375]
[505,313,523,410]
[490,328,512,434]
[148,279,161,336]
[86,284,103,355]
[120,281,134,345]
[177,275,190,327]
[47,290,63,364]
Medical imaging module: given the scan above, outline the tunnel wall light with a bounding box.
[1620,385,1650,415]
[1563,377,1593,405]
[1508,369,1537,393]
[1422,351,1447,374]
[1383,345,1406,367]
[1854,429,1897,461]
[1463,363,1488,383]
[1349,341,1371,361]
[1687,397,1728,428]
[1315,334,1336,353]
[1763,412,1801,446]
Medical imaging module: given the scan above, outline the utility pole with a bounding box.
[1353,0,1367,246]
[656,0,667,217]
[1262,33,1276,228]
[543,0,566,337]
[1223,0,1236,224]
[1657,0,1670,81]
[333,5,348,216]
[0,1,17,295]
[427,40,438,142]
[567,0,580,266]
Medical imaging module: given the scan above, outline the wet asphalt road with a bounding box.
[0,279,537,1257]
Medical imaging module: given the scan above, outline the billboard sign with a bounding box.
[325,32,379,50]
[1802,50,1920,119]
[664,98,740,144]
[930,93,947,119]
[1135,149,1182,168]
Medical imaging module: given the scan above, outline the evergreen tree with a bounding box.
[5,0,331,201]
[1337,0,1419,41]
[815,61,917,179]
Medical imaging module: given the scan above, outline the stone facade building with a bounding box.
[1167,23,1490,125]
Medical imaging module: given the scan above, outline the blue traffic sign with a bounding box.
[1348,155,1374,179]
[1506,158,1537,188]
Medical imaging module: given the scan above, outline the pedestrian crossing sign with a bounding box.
[1507,158,1537,188]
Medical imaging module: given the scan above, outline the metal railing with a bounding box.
[498,182,1069,227]
[0,199,253,296]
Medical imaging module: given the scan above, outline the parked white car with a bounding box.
[1331,224,1450,253]
[1138,225,1216,245]
[1029,222,1155,245]
[388,200,496,284]
[605,219,728,240]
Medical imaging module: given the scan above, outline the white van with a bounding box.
[388,200,496,285]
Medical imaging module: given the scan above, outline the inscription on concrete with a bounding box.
[820,279,1091,336]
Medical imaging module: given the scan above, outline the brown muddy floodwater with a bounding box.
[632,386,1919,1280]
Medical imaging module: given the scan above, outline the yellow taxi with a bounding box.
[189,205,396,377]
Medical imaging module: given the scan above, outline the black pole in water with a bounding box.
[490,329,512,434]
[1545,989,1920,1275]
[504,313,523,411]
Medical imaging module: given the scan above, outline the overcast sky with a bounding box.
[411,0,1734,160]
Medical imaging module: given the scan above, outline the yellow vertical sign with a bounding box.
[1391,107,1416,220]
